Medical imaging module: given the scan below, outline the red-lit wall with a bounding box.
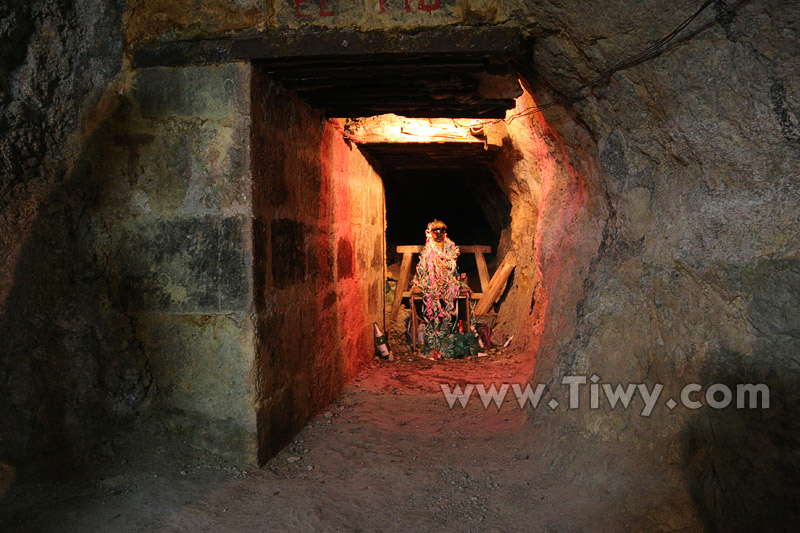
[251,67,386,464]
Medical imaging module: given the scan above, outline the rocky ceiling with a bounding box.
[132,27,525,118]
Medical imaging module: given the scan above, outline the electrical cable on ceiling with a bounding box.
[455,0,719,131]
[576,0,716,92]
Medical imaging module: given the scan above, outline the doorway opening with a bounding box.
[382,166,507,293]
[247,28,593,463]
[340,114,515,359]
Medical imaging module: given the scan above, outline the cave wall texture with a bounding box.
[518,3,800,529]
[0,0,152,464]
[1,0,799,526]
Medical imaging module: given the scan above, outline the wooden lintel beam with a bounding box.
[281,78,477,92]
[131,27,522,69]
[298,87,481,102]
[234,27,522,60]
[267,62,487,80]
[323,107,510,119]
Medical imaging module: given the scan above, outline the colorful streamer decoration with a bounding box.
[412,220,475,357]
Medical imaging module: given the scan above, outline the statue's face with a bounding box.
[432,227,446,242]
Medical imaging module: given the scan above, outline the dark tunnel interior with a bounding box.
[381,165,510,290]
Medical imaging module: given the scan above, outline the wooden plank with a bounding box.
[299,88,481,103]
[272,62,486,81]
[281,77,476,91]
[233,27,522,60]
[462,246,493,253]
[404,291,483,299]
[396,245,491,254]
[473,252,516,315]
[321,105,511,119]
[475,251,490,292]
[320,101,513,112]
[306,96,505,110]
[389,252,414,322]
[361,150,497,170]
[396,245,424,254]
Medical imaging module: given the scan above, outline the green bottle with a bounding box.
[373,322,393,361]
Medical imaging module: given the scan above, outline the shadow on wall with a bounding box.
[0,114,154,469]
[0,0,156,473]
[681,259,800,531]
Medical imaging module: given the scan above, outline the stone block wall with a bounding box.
[251,66,385,464]
[1,42,384,466]
[93,63,258,460]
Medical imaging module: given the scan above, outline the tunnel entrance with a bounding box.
[125,24,601,467]
[344,115,511,294]
[343,115,515,340]
[339,114,517,344]
[245,26,559,462]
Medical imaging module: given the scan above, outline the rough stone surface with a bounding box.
[512,1,800,528]
[0,0,151,465]
[123,0,515,42]
[0,26,259,462]
[1,0,799,528]
[112,62,257,461]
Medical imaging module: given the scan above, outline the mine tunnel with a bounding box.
[248,37,544,460]
[381,166,507,291]
[3,4,799,530]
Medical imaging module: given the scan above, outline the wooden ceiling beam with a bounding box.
[130,27,522,122]
[326,108,508,118]
[263,62,487,80]
[233,27,522,60]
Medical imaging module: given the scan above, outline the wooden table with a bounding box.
[389,244,491,323]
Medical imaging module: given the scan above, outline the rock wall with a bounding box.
[2,0,798,525]
[1,53,259,462]
[488,84,603,357]
[123,0,514,41]
[0,0,153,465]
[1,0,386,468]
[251,66,385,464]
[514,1,800,528]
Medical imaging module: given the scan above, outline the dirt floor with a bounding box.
[1,339,700,532]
